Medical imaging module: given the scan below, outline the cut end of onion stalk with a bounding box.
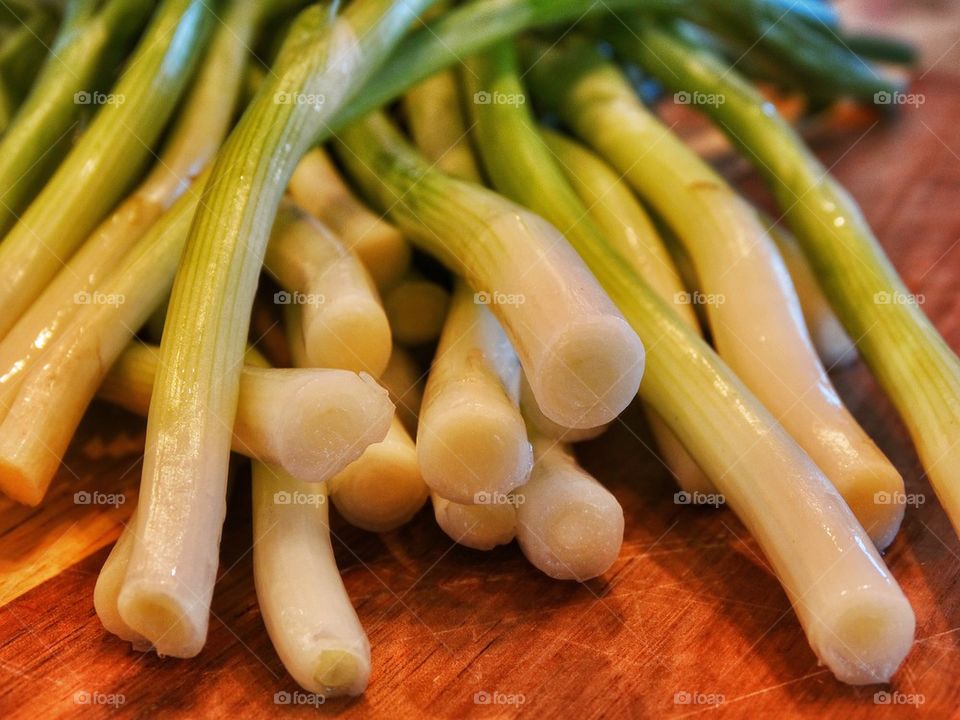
[532,314,644,430]
[328,416,428,532]
[94,519,147,648]
[848,468,907,551]
[516,440,624,581]
[117,584,206,658]
[383,276,451,346]
[431,493,517,550]
[313,650,365,694]
[302,301,392,375]
[237,367,394,483]
[275,371,393,482]
[418,399,533,504]
[519,373,608,443]
[808,586,916,685]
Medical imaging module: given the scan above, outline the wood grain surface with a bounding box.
[1,73,960,720]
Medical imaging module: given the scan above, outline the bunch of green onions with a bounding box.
[0,0,947,698]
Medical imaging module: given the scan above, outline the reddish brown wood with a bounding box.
[2,74,960,720]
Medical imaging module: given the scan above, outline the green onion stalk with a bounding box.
[522,37,904,550]
[403,68,482,181]
[0,0,264,425]
[621,23,960,541]
[0,0,154,236]
[284,300,429,534]
[0,0,214,337]
[333,113,645,429]
[252,464,372,696]
[264,199,392,375]
[464,40,913,685]
[124,0,438,660]
[541,128,713,494]
[0,3,59,132]
[286,147,411,290]
[97,343,393,483]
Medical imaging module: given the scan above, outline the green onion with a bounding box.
[417,282,532,504]
[0,0,637,508]
[541,127,712,494]
[330,0,677,132]
[98,343,393,483]
[432,493,518,550]
[252,463,371,696]
[334,112,645,429]
[0,0,214,336]
[515,437,624,581]
[0,0,154,235]
[518,375,607,444]
[523,37,904,549]
[403,69,482,181]
[327,416,429,533]
[124,0,437,659]
[265,200,392,376]
[0,4,59,132]
[466,40,914,683]
[382,274,451,346]
[0,172,205,506]
[287,147,411,290]
[623,24,960,541]
[764,218,857,368]
[94,510,148,649]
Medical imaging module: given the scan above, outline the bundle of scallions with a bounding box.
[0,0,948,697]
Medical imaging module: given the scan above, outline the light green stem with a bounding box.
[0,0,213,337]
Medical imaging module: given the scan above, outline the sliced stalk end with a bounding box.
[849,468,906,551]
[516,453,624,581]
[534,315,644,429]
[313,648,368,697]
[277,372,393,482]
[431,493,517,550]
[811,590,915,685]
[329,419,428,532]
[303,300,392,376]
[418,401,533,504]
[117,585,206,658]
[0,455,49,506]
[384,279,450,346]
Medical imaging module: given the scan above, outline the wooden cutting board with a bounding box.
[2,73,960,720]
